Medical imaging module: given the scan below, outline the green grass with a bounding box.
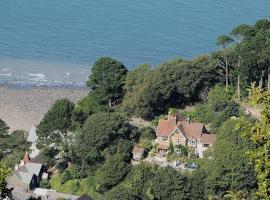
[49,174,102,200]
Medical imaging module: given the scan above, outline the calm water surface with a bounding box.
[0,0,270,86]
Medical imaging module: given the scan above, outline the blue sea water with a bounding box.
[0,0,270,86]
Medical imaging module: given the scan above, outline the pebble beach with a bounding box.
[0,86,88,132]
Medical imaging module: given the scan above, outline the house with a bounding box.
[132,146,145,161]
[8,152,46,191]
[156,113,215,158]
[197,133,216,158]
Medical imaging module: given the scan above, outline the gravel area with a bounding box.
[0,86,88,132]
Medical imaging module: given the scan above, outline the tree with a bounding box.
[87,57,128,107]
[0,119,9,137]
[0,165,11,199]
[150,167,189,200]
[36,99,75,150]
[205,118,256,198]
[122,57,217,119]
[216,35,234,91]
[124,64,151,93]
[241,89,270,198]
[231,25,251,101]
[139,126,156,140]
[72,112,136,177]
[94,154,131,193]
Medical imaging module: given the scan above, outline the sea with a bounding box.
[0,0,270,87]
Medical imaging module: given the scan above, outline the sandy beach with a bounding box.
[0,86,88,132]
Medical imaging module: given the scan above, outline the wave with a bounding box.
[0,73,11,76]
[0,80,86,89]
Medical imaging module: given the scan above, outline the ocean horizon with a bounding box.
[1,0,270,87]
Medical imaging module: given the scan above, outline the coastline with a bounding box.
[0,86,89,132]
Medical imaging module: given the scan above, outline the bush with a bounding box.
[56,160,68,173]
[40,179,50,189]
[140,126,156,140]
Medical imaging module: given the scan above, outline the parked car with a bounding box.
[184,162,198,170]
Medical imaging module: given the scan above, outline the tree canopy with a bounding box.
[36,98,75,150]
[87,57,128,106]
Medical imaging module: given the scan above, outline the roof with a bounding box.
[77,194,93,200]
[156,119,177,137]
[18,162,42,176]
[157,143,169,150]
[30,154,43,164]
[15,171,34,185]
[132,146,145,154]
[199,134,216,144]
[178,121,204,139]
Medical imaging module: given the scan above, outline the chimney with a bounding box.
[23,152,31,163]
[168,113,177,124]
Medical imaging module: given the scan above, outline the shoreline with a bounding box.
[0,86,89,132]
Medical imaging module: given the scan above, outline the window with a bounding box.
[189,139,196,147]
[203,144,210,147]
[162,136,168,141]
[176,139,180,145]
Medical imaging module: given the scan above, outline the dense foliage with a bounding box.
[0,128,29,168]
[87,57,128,107]
[33,19,270,199]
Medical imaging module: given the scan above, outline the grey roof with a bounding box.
[18,163,42,176]
[15,171,34,185]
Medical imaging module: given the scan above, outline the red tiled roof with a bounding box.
[132,146,145,154]
[199,134,216,144]
[156,119,177,137]
[177,121,204,139]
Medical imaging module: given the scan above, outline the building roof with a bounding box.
[157,143,169,150]
[18,162,42,177]
[15,171,34,185]
[77,194,93,200]
[199,134,216,144]
[132,146,145,154]
[156,119,177,137]
[30,154,43,164]
[178,121,204,139]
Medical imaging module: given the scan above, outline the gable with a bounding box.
[156,119,177,137]
[170,128,186,140]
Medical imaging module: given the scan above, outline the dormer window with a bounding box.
[188,139,196,147]
[162,136,168,141]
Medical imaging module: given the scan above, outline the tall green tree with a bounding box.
[94,154,131,193]
[72,112,136,177]
[36,99,75,150]
[0,119,9,137]
[150,167,189,200]
[216,35,234,91]
[241,89,270,198]
[87,57,128,107]
[205,118,256,199]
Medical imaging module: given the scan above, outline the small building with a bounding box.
[197,134,216,158]
[157,143,169,157]
[8,152,45,191]
[132,146,145,161]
